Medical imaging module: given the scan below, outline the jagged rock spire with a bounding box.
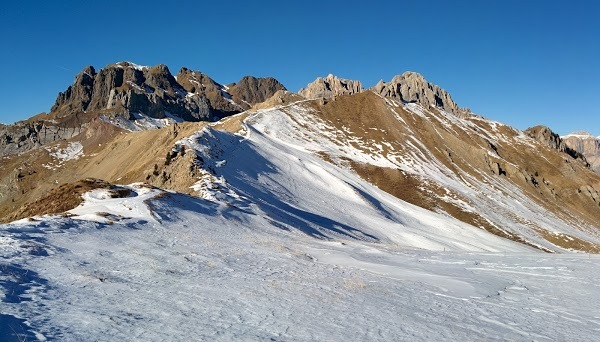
[371,71,466,115]
[299,74,363,99]
[49,62,286,122]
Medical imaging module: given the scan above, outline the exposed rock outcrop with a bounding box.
[0,121,83,155]
[299,74,363,99]
[524,126,589,166]
[562,132,600,173]
[372,72,467,115]
[52,66,96,118]
[252,90,305,111]
[228,76,287,107]
[53,62,218,122]
[50,61,286,123]
[1,61,285,156]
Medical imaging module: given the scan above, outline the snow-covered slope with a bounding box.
[2,183,600,340]
[245,94,600,253]
[2,96,600,340]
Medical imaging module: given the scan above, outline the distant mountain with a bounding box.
[372,71,468,116]
[562,132,600,173]
[51,61,286,122]
[299,74,363,99]
[0,61,285,155]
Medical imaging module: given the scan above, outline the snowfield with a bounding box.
[2,104,600,340]
[1,191,600,341]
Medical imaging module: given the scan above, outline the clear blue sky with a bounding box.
[1,0,598,136]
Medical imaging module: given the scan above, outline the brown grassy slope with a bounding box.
[303,92,600,251]
[0,118,208,222]
[461,111,600,232]
[303,93,499,218]
[3,179,126,222]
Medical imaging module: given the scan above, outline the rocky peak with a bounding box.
[176,67,221,94]
[228,76,287,108]
[524,125,589,166]
[562,131,600,173]
[78,65,97,78]
[371,71,466,115]
[145,64,180,93]
[3,62,287,156]
[298,74,363,99]
[47,62,287,125]
[51,66,97,117]
[563,131,595,139]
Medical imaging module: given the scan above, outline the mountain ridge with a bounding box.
[2,82,599,253]
[2,86,600,339]
[0,61,286,155]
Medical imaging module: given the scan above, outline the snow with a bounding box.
[561,132,596,139]
[220,88,244,109]
[46,142,83,162]
[1,188,600,340]
[126,81,144,92]
[43,142,84,169]
[263,100,600,251]
[114,61,149,71]
[67,184,161,223]
[100,112,182,131]
[2,100,600,340]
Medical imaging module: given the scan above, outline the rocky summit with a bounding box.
[51,61,286,122]
[0,62,285,155]
[524,125,588,165]
[372,71,466,116]
[562,132,600,173]
[298,74,363,99]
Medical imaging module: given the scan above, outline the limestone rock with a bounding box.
[251,90,305,111]
[371,72,466,115]
[0,121,83,155]
[175,67,240,120]
[228,76,287,108]
[524,126,589,166]
[562,132,600,173]
[50,62,286,123]
[51,65,96,118]
[299,74,363,99]
[1,61,287,156]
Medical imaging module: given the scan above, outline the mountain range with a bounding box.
[1,61,285,155]
[1,62,599,340]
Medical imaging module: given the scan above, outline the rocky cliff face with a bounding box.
[228,76,287,106]
[50,62,282,122]
[372,72,466,115]
[299,74,363,99]
[524,126,588,166]
[1,62,285,155]
[562,132,600,173]
[0,122,82,155]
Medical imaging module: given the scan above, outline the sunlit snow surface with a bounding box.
[2,105,600,340]
[1,193,600,341]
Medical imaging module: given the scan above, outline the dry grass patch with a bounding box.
[349,161,548,251]
[539,231,600,253]
[2,178,125,223]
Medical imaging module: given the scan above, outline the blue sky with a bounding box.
[0,0,598,136]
